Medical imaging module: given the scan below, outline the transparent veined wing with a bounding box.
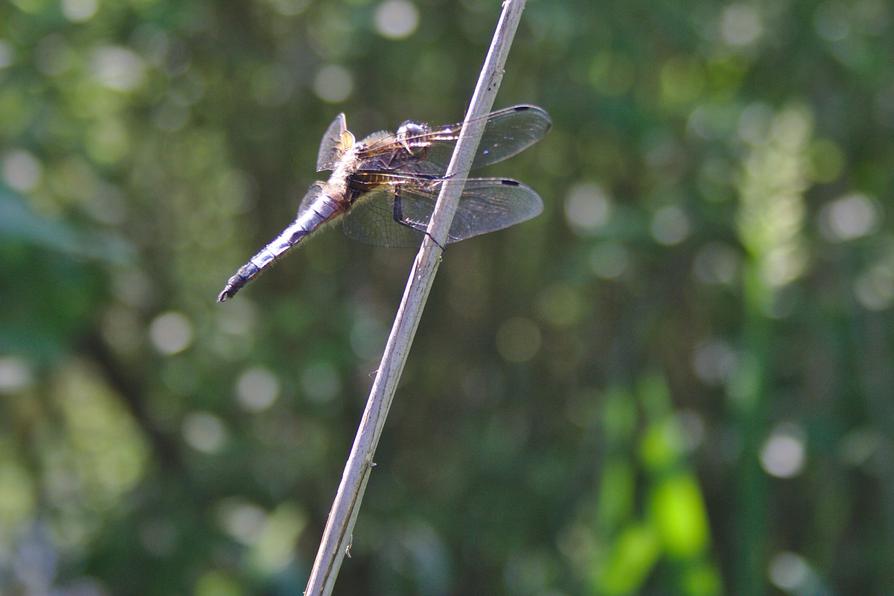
[341,177,543,247]
[356,105,551,176]
[340,187,426,248]
[439,178,543,242]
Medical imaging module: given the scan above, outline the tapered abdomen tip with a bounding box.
[217,282,240,302]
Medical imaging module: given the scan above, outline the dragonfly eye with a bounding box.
[397,121,427,141]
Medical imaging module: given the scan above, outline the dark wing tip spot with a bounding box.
[500,179,520,186]
[512,104,553,132]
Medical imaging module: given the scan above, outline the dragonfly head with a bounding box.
[396,120,429,155]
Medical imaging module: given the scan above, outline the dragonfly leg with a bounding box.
[392,187,445,251]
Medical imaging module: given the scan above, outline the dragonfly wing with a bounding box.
[342,177,542,246]
[437,105,552,173]
[394,177,543,242]
[341,188,426,248]
[358,105,551,176]
[317,113,354,172]
[442,178,543,242]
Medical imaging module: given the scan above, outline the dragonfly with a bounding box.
[217,104,551,302]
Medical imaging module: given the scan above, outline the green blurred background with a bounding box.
[2,0,893,594]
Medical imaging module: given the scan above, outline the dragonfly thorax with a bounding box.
[325,143,361,201]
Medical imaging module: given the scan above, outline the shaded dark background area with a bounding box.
[2,0,893,594]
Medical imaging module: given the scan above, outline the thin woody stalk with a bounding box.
[303,2,528,594]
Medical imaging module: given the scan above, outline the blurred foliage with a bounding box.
[1,0,893,594]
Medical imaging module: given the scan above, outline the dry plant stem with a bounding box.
[303,1,527,594]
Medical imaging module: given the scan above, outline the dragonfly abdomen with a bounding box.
[217,197,342,302]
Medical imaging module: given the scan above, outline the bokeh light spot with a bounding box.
[854,263,894,311]
[313,65,354,104]
[217,499,267,545]
[149,311,194,355]
[182,412,228,453]
[0,357,34,393]
[62,0,98,23]
[266,0,310,17]
[236,367,280,412]
[809,139,844,183]
[692,339,738,386]
[761,245,808,289]
[737,102,773,144]
[692,242,740,285]
[374,0,419,40]
[251,504,307,573]
[660,57,705,105]
[651,206,690,246]
[720,4,763,47]
[839,428,881,466]
[814,2,850,42]
[536,284,583,328]
[0,40,14,69]
[496,317,541,363]
[301,360,341,403]
[195,571,240,596]
[2,150,42,192]
[768,551,810,591]
[90,46,145,92]
[153,102,189,132]
[818,192,879,242]
[350,312,387,360]
[675,410,705,451]
[760,425,806,478]
[564,182,611,236]
[589,243,629,279]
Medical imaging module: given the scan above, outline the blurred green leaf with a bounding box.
[0,186,132,263]
[593,523,660,595]
[649,474,710,559]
